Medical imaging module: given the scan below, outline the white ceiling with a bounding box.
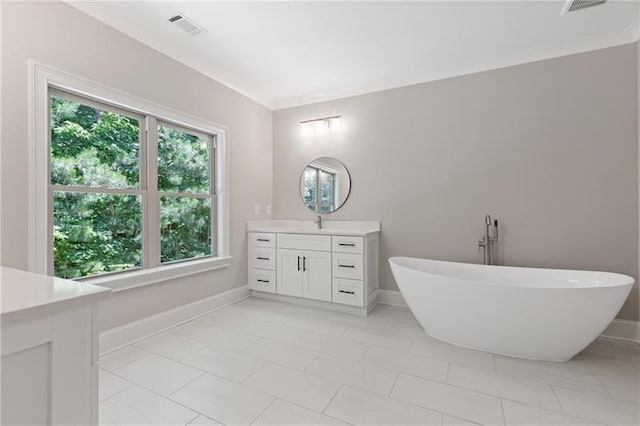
[68,1,639,110]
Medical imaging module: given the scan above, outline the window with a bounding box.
[49,89,218,280]
[157,123,215,263]
[303,165,336,213]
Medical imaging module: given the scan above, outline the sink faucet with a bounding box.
[478,214,499,265]
[314,215,322,229]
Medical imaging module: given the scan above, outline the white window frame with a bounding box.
[29,61,231,292]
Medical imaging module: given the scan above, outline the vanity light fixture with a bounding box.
[300,115,342,136]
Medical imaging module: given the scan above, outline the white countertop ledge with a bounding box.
[1,267,111,322]
[247,220,380,236]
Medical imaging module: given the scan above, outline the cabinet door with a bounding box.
[302,250,332,301]
[277,249,303,297]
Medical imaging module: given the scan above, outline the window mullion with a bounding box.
[156,191,211,199]
[145,116,161,268]
[210,136,217,256]
[50,185,143,195]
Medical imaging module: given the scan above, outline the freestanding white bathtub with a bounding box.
[389,257,634,361]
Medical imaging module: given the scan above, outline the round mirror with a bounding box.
[299,157,351,214]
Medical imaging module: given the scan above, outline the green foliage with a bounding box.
[161,197,212,263]
[158,126,210,193]
[51,96,139,188]
[51,96,212,279]
[53,192,142,278]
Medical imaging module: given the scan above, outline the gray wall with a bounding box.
[274,44,639,320]
[2,1,638,325]
[1,1,273,330]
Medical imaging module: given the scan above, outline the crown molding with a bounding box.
[273,29,636,110]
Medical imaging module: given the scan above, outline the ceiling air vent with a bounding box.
[561,0,607,14]
[168,14,205,36]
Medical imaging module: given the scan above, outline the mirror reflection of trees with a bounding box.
[300,158,350,214]
[303,166,335,213]
[303,167,318,211]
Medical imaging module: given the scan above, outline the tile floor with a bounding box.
[99,297,640,425]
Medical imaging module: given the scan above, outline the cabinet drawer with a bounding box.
[277,233,331,251]
[249,246,276,270]
[332,236,364,254]
[249,269,276,293]
[249,232,276,248]
[333,278,364,307]
[332,253,363,280]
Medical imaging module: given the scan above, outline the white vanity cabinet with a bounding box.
[248,232,277,293]
[332,236,366,306]
[247,221,380,314]
[276,234,332,301]
[1,267,111,426]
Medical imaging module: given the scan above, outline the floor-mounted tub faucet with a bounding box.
[478,214,499,265]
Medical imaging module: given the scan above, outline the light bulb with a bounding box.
[300,116,342,136]
[330,116,342,131]
[300,121,312,136]
[316,119,329,133]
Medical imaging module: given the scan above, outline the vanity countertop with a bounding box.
[1,267,112,322]
[247,220,380,236]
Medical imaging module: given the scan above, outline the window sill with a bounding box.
[84,256,232,293]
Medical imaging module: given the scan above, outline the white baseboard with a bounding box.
[252,290,374,316]
[99,285,250,355]
[377,289,408,307]
[377,289,639,344]
[600,319,640,344]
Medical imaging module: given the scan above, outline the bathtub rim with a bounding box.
[388,256,635,290]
